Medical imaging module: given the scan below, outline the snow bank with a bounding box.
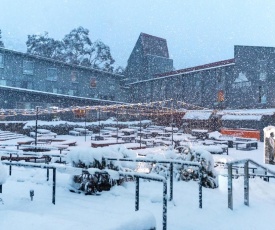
[113,210,156,230]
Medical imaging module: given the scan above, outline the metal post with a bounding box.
[169,163,173,201]
[199,166,202,208]
[163,180,167,230]
[0,184,2,193]
[228,163,233,210]
[46,157,49,181]
[135,177,139,211]
[9,153,12,176]
[84,108,87,142]
[52,168,56,205]
[244,161,249,206]
[139,113,141,149]
[98,108,101,139]
[171,101,174,146]
[116,108,118,143]
[35,106,39,146]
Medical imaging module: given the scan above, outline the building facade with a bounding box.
[1,32,275,111]
[0,47,124,109]
[124,43,275,110]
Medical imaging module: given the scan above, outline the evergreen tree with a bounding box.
[0,30,4,47]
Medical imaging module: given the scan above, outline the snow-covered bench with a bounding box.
[69,130,80,136]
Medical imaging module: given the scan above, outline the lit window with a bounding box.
[217,90,225,102]
[23,60,34,75]
[47,68,58,81]
[0,53,3,68]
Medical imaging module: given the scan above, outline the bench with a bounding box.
[235,141,258,150]
[95,135,104,141]
[69,130,80,136]
[60,140,77,146]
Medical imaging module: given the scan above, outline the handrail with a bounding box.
[226,159,275,176]
[225,158,275,210]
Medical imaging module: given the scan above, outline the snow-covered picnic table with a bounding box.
[91,139,125,148]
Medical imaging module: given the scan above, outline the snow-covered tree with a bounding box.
[0,30,4,47]
[114,66,125,75]
[26,32,63,59]
[62,26,92,65]
[26,27,116,72]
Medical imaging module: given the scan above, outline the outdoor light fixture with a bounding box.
[30,189,34,201]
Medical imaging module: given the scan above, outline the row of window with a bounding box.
[0,54,97,88]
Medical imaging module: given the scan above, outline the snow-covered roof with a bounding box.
[182,110,213,120]
[221,114,263,121]
[217,108,275,116]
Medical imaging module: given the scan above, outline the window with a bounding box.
[193,74,201,88]
[21,81,32,89]
[52,88,58,93]
[259,86,267,103]
[217,75,225,83]
[0,79,6,85]
[47,68,58,81]
[68,89,76,96]
[217,90,225,102]
[23,60,34,75]
[71,71,78,83]
[0,53,3,68]
[90,78,97,88]
[258,59,267,81]
[232,72,251,89]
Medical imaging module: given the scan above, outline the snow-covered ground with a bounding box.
[0,134,275,230]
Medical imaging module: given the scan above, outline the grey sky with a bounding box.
[1,0,275,69]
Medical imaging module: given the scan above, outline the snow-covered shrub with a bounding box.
[67,145,138,194]
[147,145,218,188]
[208,131,222,140]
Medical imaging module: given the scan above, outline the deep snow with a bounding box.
[0,134,275,230]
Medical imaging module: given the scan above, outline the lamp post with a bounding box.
[34,106,40,146]
[139,113,141,149]
[171,100,174,146]
[98,108,101,139]
[84,107,87,142]
[116,107,118,143]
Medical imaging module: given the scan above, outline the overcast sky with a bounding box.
[1,0,275,69]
